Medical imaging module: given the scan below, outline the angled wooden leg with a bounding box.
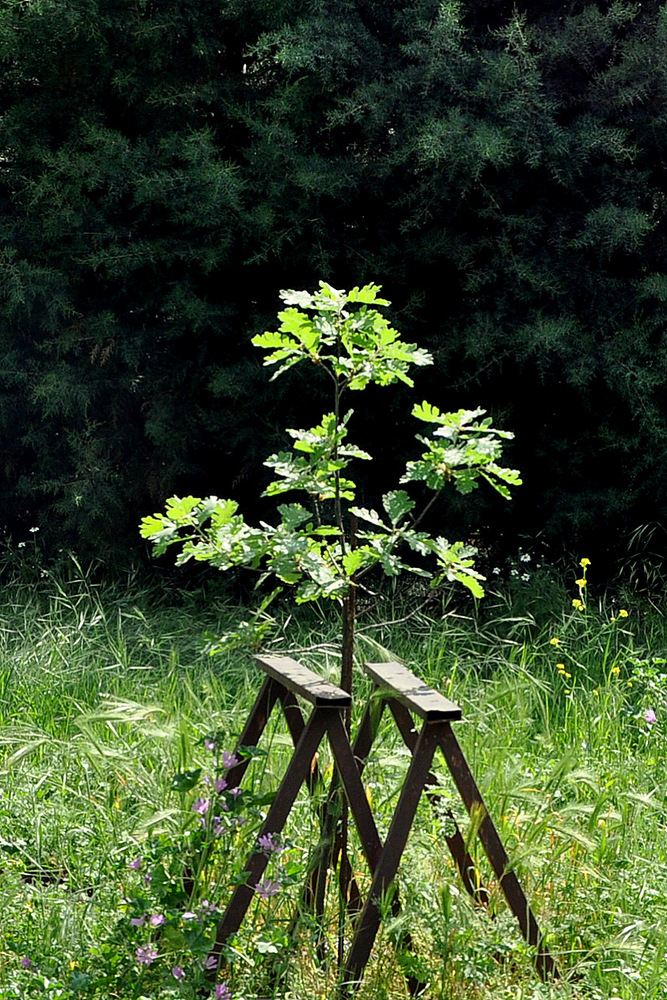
[184,677,280,899]
[342,719,442,993]
[388,698,490,907]
[329,704,427,997]
[277,687,322,791]
[438,723,559,981]
[225,676,280,790]
[210,708,328,962]
[303,697,387,952]
[326,708,384,870]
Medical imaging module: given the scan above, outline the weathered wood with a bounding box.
[276,687,322,793]
[326,708,384,871]
[343,719,442,992]
[364,661,461,721]
[361,662,558,984]
[211,652,556,995]
[438,723,559,981]
[387,697,490,907]
[255,654,351,706]
[224,676,278,791]
[211,709,329,961]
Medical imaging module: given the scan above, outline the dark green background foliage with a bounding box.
[2,0,667,566]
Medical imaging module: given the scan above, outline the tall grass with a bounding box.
[0,561,666,998]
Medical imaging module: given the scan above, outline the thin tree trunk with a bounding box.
[337,514,356,968]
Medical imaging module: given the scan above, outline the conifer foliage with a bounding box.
[2,1,667,558]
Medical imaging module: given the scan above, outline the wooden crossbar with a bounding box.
[255,654,351,706]
[364,660,461,720]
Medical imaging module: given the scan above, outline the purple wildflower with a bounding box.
[254,877,281,900]
[193,797,211,815]
[214,777,228,794]
[144,873,152,885]
[19,956,33,969]
[200,899,218,915]
[136,945,158,965]
[229,786,242,798]
[130,915,146,927]
[257,832,281,854]
[182,911,198,921]
[215,983,232,1000]
[645,709,657,726]
[204,738,216,751]
[222,751,240,769]
[128,857,142,870]
[172,965,185,981]
[149,913,166,926]
[201,954,218,971]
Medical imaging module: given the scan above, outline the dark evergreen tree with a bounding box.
[241,0,667,566]
[0,0,282,555]
[2,0,667,567]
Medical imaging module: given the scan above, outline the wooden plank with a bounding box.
[364,661,461,721]
[254,655,351,707]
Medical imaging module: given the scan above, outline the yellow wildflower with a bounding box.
[556,663,566,670]
[572,598,583,610]
[611,666,620,676]
[618,609,629,618]
[549,637,561,647]
[575,578,587,588]
[580,558,591,568]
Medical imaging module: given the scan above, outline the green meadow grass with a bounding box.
[0,560,666,999]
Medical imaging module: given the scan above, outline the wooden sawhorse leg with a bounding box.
[208,657,385,980]
[438,722,558,981]
[342,715,445,993]
[353,691,489,909]
[352,661,559,989]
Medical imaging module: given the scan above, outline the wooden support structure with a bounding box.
[208,655,558,993]
[208,656,384,969]
[346,661,558,989]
